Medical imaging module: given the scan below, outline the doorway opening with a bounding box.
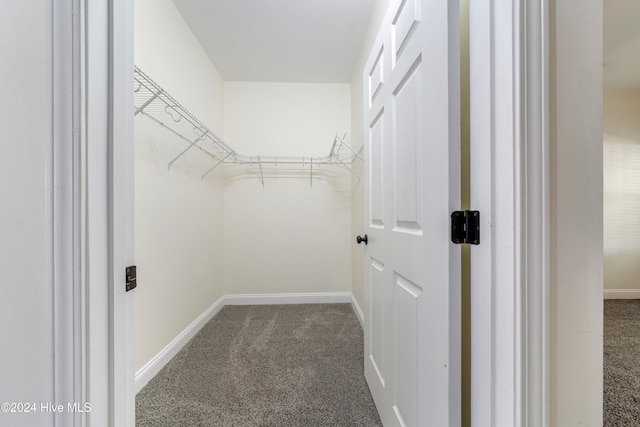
[132,0,379,424]
[602,1,640,424]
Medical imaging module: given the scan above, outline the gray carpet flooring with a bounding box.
[136,304,382,426]
[605,299,640,426]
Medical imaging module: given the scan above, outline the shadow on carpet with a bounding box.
[136,304,382,426]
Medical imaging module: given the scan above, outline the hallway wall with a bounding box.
[134,0,226,372]
[550,0,603,424]
[603,89,640,295]
[0,2,55,425]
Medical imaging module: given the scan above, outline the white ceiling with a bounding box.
[172,0,639,88]
[171,0,374,84]
[604,0,640,89]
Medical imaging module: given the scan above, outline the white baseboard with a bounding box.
[134,295,225,394]
[350,294,364,329]
[604,289,640,299]
[224,292,352,305]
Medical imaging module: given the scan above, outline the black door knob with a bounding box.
[356,234,368,245]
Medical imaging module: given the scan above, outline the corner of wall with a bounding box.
[549,0,603,423]
[134,0,226,373]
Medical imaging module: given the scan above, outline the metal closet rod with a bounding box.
[133,66,362,184]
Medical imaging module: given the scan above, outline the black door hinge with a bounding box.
[451,210,480,245]
[126,266,137,292]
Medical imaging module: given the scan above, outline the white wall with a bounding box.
[135,0,224,131]
[0,2,52,425]
[134,0,225,371]
[223,82,352,295]
[603,90,640,294]
[550,0,603,424]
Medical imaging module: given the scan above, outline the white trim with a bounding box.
[522,1,550,425]
[604,289,640,300]
[224,292,353,305]
[469,1,502,424]
[134,296,226,393]
[80,0,134,424]
[85,0,112,423]
[469,1,550,426]
[350,294,365,329]
[109,0,135,421]
[50,1,84,425]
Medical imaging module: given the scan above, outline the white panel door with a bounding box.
[363,0,460,425]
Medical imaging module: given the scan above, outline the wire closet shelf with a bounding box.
[133,66,362,186]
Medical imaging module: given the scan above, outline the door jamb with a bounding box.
[521,1,551,424]
[62,0,553,424]
[108,0,135,425]
[54,0,135,425]
[468,1,550,425]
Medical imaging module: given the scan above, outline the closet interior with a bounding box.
[133,0,368,394]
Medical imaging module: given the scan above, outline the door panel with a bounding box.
[369,47,385,106]
[369,257,386,386]
[392,57,422,233]
[393,273,422,427]
[392,0,420,59]
[363,0,460,425]
[369,111,385,228]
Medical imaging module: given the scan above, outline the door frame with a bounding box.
[69,0,549,425]
[53,0,134,425]
[469,1,550,425]
[57,0,602,425]
[470,1,603,425]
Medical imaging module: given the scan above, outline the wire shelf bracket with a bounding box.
[134,66,362,186]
